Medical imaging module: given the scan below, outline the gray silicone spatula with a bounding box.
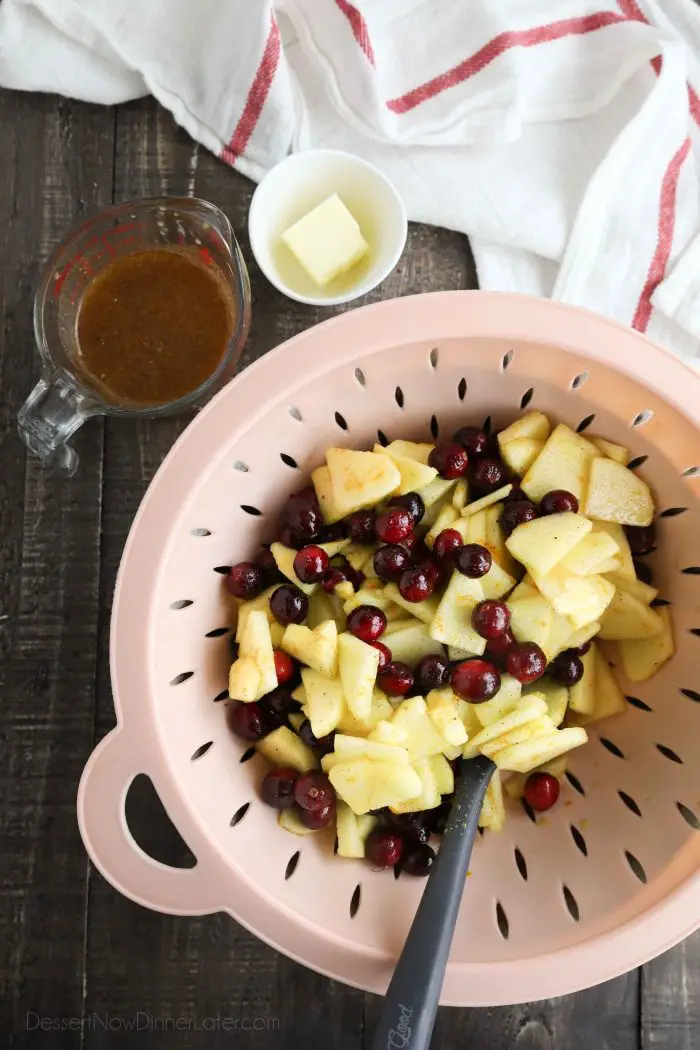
[370,754,496,1050]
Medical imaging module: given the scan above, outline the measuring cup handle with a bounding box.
[17,372,93,474]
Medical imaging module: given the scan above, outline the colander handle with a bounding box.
[77,728,222,916]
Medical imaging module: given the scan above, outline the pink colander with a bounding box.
[77,291,700,1006]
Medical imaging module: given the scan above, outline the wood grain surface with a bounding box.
[0,91,697,1049]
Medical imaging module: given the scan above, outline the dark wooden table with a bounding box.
[0,89,697,1050]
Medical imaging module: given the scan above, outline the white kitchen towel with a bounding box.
[3,0,700,357]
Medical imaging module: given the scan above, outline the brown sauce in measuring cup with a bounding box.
[76,247,235,406]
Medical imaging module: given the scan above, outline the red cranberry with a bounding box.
[270,584,308,626]
[550,650,584,686]
[228,701,276,741]
[298,718,335,757]
[625,524,656,556]
[472,599,510,639]
[277,525,305,550]
[294,771,336,812]
[368,640,392,673]
[415,654,450,693]
[428,442,469,479]
[390,491,425,524]
[506,642,547,684]
[374,544,411,582]
[398,567,435,603]
[299,800,336,829]
[293,544,329,583]
[541,489,579,515]
[375,508,413,544]
[347,605,387,642]
[283,488,322,541]
[402,842,436,876]
[256,548,284,586]
[453,425,489,457]
[389,812,430,844]
[524,771,560,812]
[365,827,404,868]
[401,531,430,561]
[335,556,366,590]
[378,661,414,697]
[322,567,347,593]
[451,659,501,702]
[419,558,444,587]
[346,509,376,545]
[485,629,516,660]
[259,685,297,718]
[319,521,347,543]
[469,457,507,493]
[225,561,265,599]
[633,560,653,585]
[260,767,298,809]
[433,528,463,565]
[573,639,592,656]
[455,543,492,578]
[500,499,539,535]
[504,485,528,503]
[273,650,296,685]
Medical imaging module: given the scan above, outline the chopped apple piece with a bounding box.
[390,757,442,814]
[228,656,261,702]
[431,753,455,796]
[329,758,422,815]
[559,530,620,576]
[308,590,345,632]
[343,541,377,572]
[536,681,569,726]
[479,770,505,830]
[238,608,277,695]
[463,695,549,758]
[288,711,306,733]
[336,687,393,736]
[532,567,615,629]
[604,571,658,606]
[338,632,380,719]
[618,606,674,682]
[312,464,345,524]
[368,720,409,747]
[507,595,554,648]
[498,411,551,444]
[598,590,665,640]
[568,645,597,714]
[593,521,635,579]
[584,457,654,526]
[500,437,545,477]
[491,727,588,773]
[452,479,469,510]
[235,586,278,640]
[270,542,318,595]
[302,669,346,737]
[336,803,377,858]
[456,697,482,737]
[390,695,450,760]
[461,484,513,517]
[593,648,627,719]
[466,507,488,546]
[506,513,592,576]
[484,505,520,576]
[480,560,517,601]
[279,808,319,836]
[257,726,318,772]
[504,756,568,799]
[541,610,577,661]
[343,584,399,616]
[426,688,469,747]
[383,583,441,625]
[508,576,538,602]
[428,572,487,654]
[480,715,554,757]
[474,674,522,726]
[380,620,446,666]
[282,619,338,677]
[591,437,630,464]
[522,423,600,503]
[334,734,410,763]
[416,476,457,513]
[378,449,437,494]
[326,448,401,517]
[384,439,434,465]
[425,503,460,547]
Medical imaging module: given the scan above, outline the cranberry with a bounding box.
[420,557,444,586]
[541,489,579,515]
[389,812,430,844]
[378,661,414,697]
[319,522,347,543]
[390,491,425,524]
[428,442,469,479]
[472,599,510,639]
[402,842,436,876]
[322,567,347,593]
[368,640,392,673]
[228,701,276,741]
[260,767,298,809]
[398,567,434,603]
[225,561,264,600]
[451,659,501,702]
[375,508,413,544]
[270,584,308,626]
[274,650,296,685]
[346,509,376,545]
[453,425,489,457]
[523,771,560,812]
[469,457,507,493]
[365,827,405,868]
[485,629,516,660]
[283,490,322,541]
[374,544,411,582]
[504,485,527,503]
[573,640,592,656]
[634,560,653,584]
[506,641,547,684]
[293,545,329,583]
[256,548,284,586]
[294,771,335,812]
[299,800,336,829]
[433,528,463,566]
[626,524,656,556]
[401,531,430,561]
[347,605,387,642]
[500,499,538,535]
[259,685,298,718]
[415,654,450,693]
[455,543,492,578]
[550,650,584,686]
[277,525,305,550]
[298,718,335,757]
[334,556,365,590]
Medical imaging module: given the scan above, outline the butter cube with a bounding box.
[281,194,369,288]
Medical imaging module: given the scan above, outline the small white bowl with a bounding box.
[248,149,407,306]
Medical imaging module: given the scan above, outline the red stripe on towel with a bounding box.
[221,16,281,165]
[335,0,375,65]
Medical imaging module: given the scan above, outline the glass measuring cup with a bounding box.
[18,197,251,474]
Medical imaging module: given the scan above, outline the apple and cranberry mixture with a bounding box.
[225,412,673,874]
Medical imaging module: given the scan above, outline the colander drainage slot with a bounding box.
[335,411,349,431]
[570,825,587,856]
[191,741,213,760]
[563,885,580,921]
[628,454,648,470]
[501,350,514,371]
[682,566,700,575]
[631,410,653,427]
[570,371,589,390]
[350,884,361,918]
[626,695,652,711]
[521,798,537,823]
[496,901,509,939]
[190,528,211,537]
[576,413,596,433]
[682,465,700,477]
[230,802,250,827]
[240,505,262,516]
[430,414,439,439]
[280,453,298,469]
[239,746,256,764]
[681,688,700,702]
[354,367,366,386]
[429,347,439,368]
[520,387,534,409]
[599,737,625,759]
[677,802,700,830]
[659,506,688,518]
[687,629,700,639]
[213,565,232,575]
[205,626,230,638]
[618,791,642,817]
[514,848,528,880]
[170,671,194,686]
[377,429,389,447]
[565,771,585,795]
[212,689,229,703]
[457,377,467,401]
[625,850,647,883]
[482,415,492,434]
[233,460,249,472]
[285,851,301,879]
[170,599,194,610]
[288,406,302,422]
[656,743,683,764]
